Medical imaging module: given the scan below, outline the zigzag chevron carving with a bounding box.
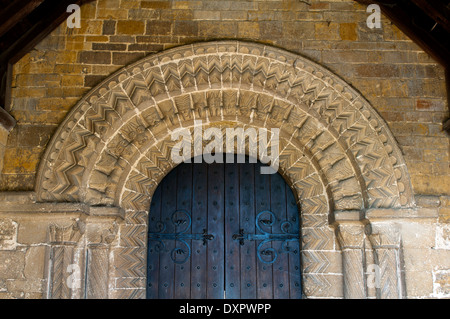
[37,40,414,212]
[36,41,415,298]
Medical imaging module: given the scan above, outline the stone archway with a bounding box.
[36,41,414,299]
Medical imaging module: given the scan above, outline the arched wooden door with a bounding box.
[146,156,302,299]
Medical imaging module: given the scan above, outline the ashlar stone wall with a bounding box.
[0,0,448,299]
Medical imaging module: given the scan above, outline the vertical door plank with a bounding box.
[254,162,274,299]
[146,159,303,300]
[191,162,208,299]
[271,172,290,299]
[147,183,162,299]
[224,161,241,299]
[286,184,302,299]
[174,163,193,298]
[207,162,225,299]
[158,168,178,299]
[239,161,257,298]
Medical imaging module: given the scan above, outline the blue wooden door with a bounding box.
[146,157,302,299]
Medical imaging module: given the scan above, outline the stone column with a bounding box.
[366,222,404,299]
[336,222,367,299]
[47,219,84,299]
[85,217,118,299]
[86,243,111,299]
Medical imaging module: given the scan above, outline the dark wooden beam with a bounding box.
[0,0,44,38]
[444,68,450,136]
[0,103,16,131]
[0,0,94,110]
[0,0,89,65]
[410,0,450,33]
[0,63,12,112]
[355,0,450,69]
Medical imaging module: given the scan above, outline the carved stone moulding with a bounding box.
[44,212,120,299]
[33,41,416,298]
[48,220,84,245]
[35,41,414,216]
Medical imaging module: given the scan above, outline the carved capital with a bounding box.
[101,222,119,244]
[48,219,85,245]
[86,219,119,246]
[336,222,366,250]
[366,222,401,249]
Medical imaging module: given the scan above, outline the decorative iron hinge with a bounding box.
[232,210,299,264]
[148,210,214,264]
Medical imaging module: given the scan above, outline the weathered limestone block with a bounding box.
[6,279,43,295]
[24,246,46,280]
[436,223,450,250]
[17,218,51,245]
[0,250,25,280]
[0,219,18,250]
[433,270,450,297]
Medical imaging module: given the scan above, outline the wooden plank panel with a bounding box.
[147,159,302,300]
[239,161,257,298]
[286,183,302,299]
[191,162,208,299]
[411,0,450,33]
[146,182,162,299]
[224,161,241,299]
[207,162,225,299]
[157,168,177,299]
[254,162,273,299]
[174,163,193,298]
[271,172,290,299]
[0,0,44,38]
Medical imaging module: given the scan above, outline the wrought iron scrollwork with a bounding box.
[232,210,299,264]
[148,210,214,264]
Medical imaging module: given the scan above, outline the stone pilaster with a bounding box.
[85,217,118,299]
[86,244,111,299]
[47,219,84,299]
[366,222,404,299]
[336,221,367,299]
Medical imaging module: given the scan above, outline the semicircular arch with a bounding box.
[36,40,414,215]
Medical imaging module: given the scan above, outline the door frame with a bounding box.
[145,157,303,299]
[36,41,412,299]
